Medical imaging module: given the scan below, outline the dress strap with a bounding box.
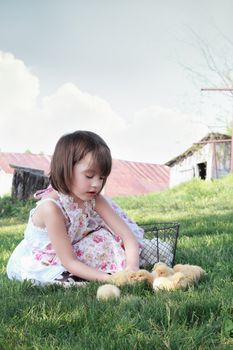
[34,185,53,199]
[36,198,61,208]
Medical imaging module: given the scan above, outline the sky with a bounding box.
[0,0,233,164]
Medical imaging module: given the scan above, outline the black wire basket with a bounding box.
[139,222,180,268]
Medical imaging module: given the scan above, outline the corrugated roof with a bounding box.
[0,152,51,175]
[0,152,169,197]
[166,132,231,167]
[104,159,170,197]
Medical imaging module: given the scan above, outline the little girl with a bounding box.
[7,131,144,286]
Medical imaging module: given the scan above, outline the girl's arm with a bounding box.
[40,202,109,282]
[95,194,140,271]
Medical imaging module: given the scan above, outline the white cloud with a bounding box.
[29,82,127,155]
[0,52,39,115]
[0,52,40,152]
[41,82,126,132]
[114,105,209,163]
[0,52,209,162]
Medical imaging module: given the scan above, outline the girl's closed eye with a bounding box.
[85,172,105,180]
[84,171,95,179]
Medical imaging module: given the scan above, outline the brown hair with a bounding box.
[50,131,112,194]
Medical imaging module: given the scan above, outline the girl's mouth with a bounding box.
[87,191,96,196]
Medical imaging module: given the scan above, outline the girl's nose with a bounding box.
[92,177,102,188]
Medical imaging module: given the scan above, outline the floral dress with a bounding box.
[6,192,144,285]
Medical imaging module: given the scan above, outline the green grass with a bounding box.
[0,176,233,350]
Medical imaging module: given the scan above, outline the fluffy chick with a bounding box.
[96,284,121,300]
[153,272,188,291]
[173,264,206,284]
[108,269,153,286]
[152,262,174,279]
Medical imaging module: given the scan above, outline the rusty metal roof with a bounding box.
[0,152,169,197]
[104,159,170,197]
[0,152,51,175]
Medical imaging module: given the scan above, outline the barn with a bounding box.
[104,159,169,197]
[0,152,169,197]
[166,133,232,187]
[0,152,51,197]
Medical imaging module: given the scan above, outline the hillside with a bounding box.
[0,175,233,349]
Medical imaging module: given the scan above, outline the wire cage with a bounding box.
[139,222,180,268]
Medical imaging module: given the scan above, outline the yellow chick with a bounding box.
[96,284,121,300]
[153,272,188,291]
[152,262,175,278]
[108,269,153,286]
[173,264,206,285]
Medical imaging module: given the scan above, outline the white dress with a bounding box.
[6,193,144,285]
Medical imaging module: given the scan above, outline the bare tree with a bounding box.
[180,26,233,134]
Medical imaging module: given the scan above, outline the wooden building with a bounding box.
[166,133,231,187]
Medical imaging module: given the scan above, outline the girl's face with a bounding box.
[70,152,105,202]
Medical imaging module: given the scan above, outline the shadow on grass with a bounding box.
[177,212,233,237]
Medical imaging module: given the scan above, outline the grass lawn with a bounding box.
[0,176,233,350]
